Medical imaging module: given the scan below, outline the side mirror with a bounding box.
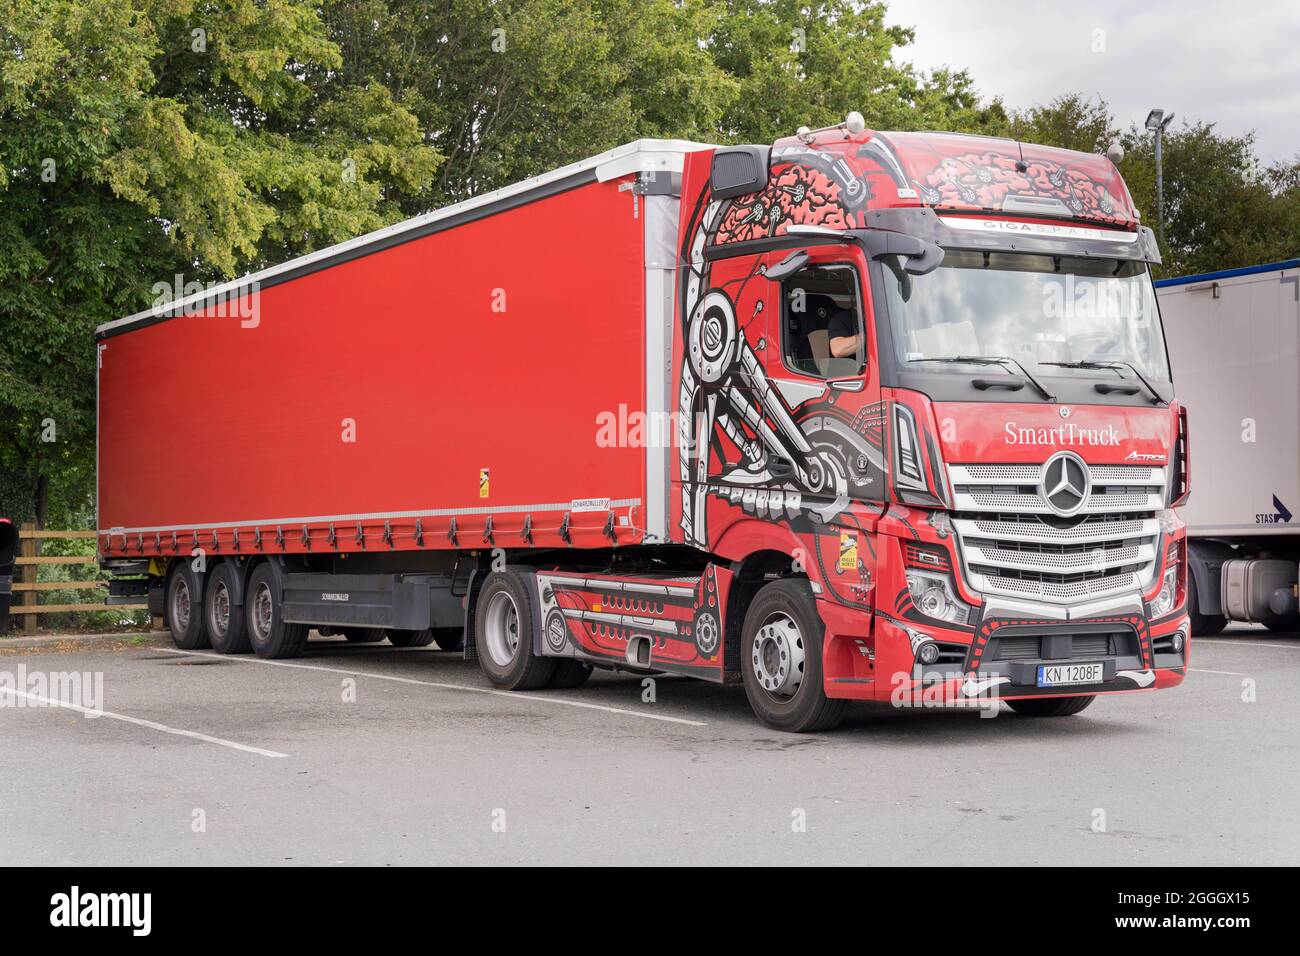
[860,230,945,276]
[763,250,809,282]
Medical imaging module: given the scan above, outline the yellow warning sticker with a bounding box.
[479,468,490,499]
[591,603,602,613]
[839,532,858,571]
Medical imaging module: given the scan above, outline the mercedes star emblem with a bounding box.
[1040,451,1090,516]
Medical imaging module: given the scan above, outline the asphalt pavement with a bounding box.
[1,627,1294,865]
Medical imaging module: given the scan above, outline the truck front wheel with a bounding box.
[166,563,210,650]
[245,564,308,659]
[474,571,555,690]
[740,578,845,733]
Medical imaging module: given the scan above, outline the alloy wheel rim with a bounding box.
[253,583,273,640]
[752,611,805,699]
[212,581,230,636]
[172,578,191,632]
[483,590,522,667]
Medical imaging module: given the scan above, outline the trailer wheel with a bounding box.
[205,563,250,654]
[166,563,210,650]
[740,578,845,733]
[1187,573,1226,637]
[475,571,555,690]
[432,627,465,652]
[342,628,386,643]
[547,659,593,689]
[1006,695,1095,717]
[245,564,308,659]
[389,628,436,648]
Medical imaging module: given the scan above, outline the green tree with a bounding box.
[708,0,1006,143]
[1008,93,1117,155]
[317,0,737,211]
[1120,122,1300,276]
[0,0,441,526]
[318,0,1008,211]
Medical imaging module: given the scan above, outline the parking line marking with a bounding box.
[1189,668,1248,676]
[1196,639,1299,650]
[156,648,708,727]
[0,687,288,758]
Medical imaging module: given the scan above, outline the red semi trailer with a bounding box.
[98,120,1190,731]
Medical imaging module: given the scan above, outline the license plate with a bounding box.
[1037,662,1103,687]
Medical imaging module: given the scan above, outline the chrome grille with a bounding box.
[948,462,1164,606]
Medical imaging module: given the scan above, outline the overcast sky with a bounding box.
[885,0,1300,164]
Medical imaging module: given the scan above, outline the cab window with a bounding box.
[781,265,865,379]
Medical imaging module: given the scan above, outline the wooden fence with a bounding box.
[11,524,149,634]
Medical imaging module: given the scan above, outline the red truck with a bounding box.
[97,117,1190,731]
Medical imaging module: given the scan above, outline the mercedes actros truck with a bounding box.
[98,116,1190,731]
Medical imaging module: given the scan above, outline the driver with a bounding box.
[827,308,861,359]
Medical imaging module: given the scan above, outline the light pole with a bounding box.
[1145,108,1175,246]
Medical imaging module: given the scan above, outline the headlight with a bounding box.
[1148,564,1178,618]
[906,568,974,625]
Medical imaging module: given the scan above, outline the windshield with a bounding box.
[879,249,1170,381]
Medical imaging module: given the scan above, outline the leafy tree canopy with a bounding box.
[2,2,1297,526]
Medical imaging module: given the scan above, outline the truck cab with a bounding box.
[673,119,1190,726]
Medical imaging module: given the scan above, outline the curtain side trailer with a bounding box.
[1157,260,1300,634]
[100,125,1191,731]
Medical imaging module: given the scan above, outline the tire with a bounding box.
[1006,695,1095,717]
[474,570,555,690]
[244,563,308,659]
[342,628,386,643]
[166,563,210,650]
[389,628,436,648]
[740,578,845,733]
[432,627,465,652]
[547,659,593,689]
[205,562,250,654]
[1188,572,1226,636]
[1260,612,1299,635]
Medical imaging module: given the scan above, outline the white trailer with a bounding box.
[1157,258,1300,634]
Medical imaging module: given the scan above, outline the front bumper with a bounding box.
[862,612,1187,704]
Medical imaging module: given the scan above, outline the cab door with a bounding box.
[760,245,886,510]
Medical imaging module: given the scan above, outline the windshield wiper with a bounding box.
[1040,360,1167,405]
[912,355,1056,403]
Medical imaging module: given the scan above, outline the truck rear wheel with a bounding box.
[205,563,250,654]
[245,563,308,659]
[475,571,555,690]
[166,563,210,650]
[1006,695,1095,717]
[432,627,465,652]
[740,578,845,733]
[389,628,436,647]
[1261,612,1299,635]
